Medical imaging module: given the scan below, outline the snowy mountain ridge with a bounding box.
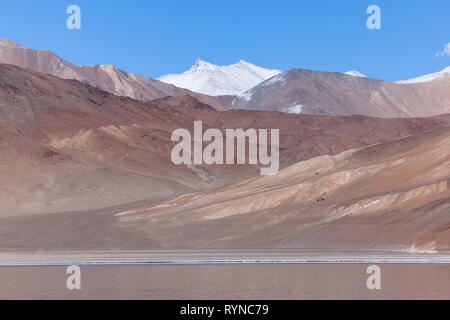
[158,59,282,96]
[345,70,367,78]
[396,66,450,84]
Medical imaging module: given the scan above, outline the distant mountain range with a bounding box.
[232,68,450,118]
[1,38,449,118]
[0,38,231,110]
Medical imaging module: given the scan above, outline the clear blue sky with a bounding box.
[0,0,449,81]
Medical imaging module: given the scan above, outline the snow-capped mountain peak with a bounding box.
[158,59,282,96]
[345,70,367,78]
[396,66,450,84]
[189,59,220,72]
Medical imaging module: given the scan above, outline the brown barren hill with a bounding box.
[0,63,449,215]
[116,128,450,252]
[232,68,450,118]
[0,64,448,251]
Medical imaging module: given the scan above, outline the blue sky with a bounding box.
[0,0,449,81]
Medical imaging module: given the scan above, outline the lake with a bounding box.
[0,264,449,299]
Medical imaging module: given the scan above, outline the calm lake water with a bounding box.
[0,264,449,299]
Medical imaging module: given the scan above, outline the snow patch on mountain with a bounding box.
[345,71,367,78]
[396,66,450,84]
[235,73,287,104]
[237,91,254,102]
[158,59,282,96]
[259,73,287,87]
[282,104,303,114]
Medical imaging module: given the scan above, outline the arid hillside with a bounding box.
[1,63,449,215]
[116,128,450,251]
[232,68,450,118]
[0,64,448,251]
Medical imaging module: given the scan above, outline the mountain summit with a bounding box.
[345,70,367,78]
[158,59,282,96]
[0,38,24,48]
[396,66,450,84]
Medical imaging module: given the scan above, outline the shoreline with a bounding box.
[1,250,450,266]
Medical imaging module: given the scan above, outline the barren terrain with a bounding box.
[0,64,448,252]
